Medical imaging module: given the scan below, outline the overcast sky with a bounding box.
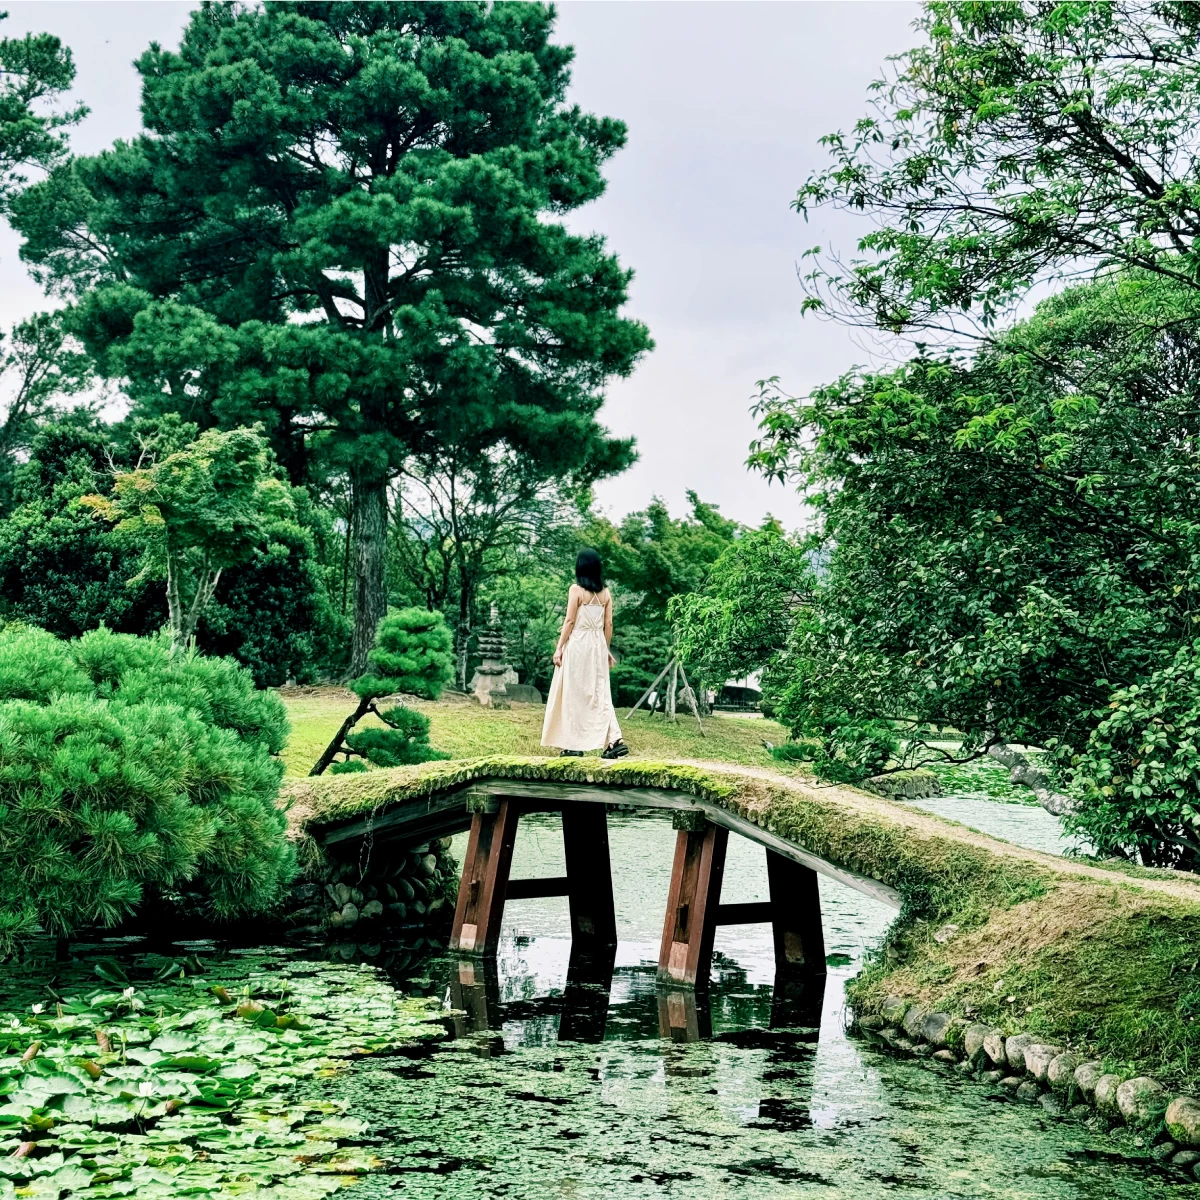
[0,1,921,530]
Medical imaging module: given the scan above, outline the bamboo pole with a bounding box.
[626,658,674,719]
[676,661,705,736]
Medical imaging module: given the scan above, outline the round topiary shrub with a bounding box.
[0,624,295,952]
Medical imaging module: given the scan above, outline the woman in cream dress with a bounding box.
[541,549,629,758]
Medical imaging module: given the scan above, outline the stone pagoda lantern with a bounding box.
[470,603,519,707]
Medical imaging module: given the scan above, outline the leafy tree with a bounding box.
[391,446,597,688]
[798,1,1200,334]
[0,14,81,209]
[0,417,346,684]
[671,524,813,688]
[745,272,1200,836]
[15,2,651,675]
[0,624,294,952]
[311,607,453,776]
[84,426,297,650]
[586,493,739,703]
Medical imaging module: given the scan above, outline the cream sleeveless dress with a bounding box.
[541,597,622,752]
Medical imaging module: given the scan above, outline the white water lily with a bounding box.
[29,1003,43,1015]
[122,987,136,1000]
[138,1081,155,1097]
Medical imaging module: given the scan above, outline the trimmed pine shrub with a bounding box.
[0,624,295,952]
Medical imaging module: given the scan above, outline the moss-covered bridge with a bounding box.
[282,755,1200,1092]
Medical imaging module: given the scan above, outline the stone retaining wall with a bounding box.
[858,997,1200,1176]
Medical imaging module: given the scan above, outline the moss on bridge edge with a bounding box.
[280,755,1200,1091]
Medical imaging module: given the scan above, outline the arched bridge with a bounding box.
[284,757,907,997]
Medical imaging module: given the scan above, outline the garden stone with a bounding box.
[857,1014,886,1032]
[1070,1105,1091,1120]
[1023,1044,1063,1082]
[1016,1081,1042,1103]
[1095,1074,1125,1113]
[1000,1075,1024,1091]
[1006,1033,1035,1070]
[983,1029,1007,1066]
[1117,1077,1168,1128]
[932,1049,957,1064]
[1074,1061,1105,1098]
[1151,1142,1176,1163]
[1047,1051,1081,1091]
[340,902,359,928]
[963,1024,995,1064]
[982,1069,1004,1083]
[921,1011,960,1047]
[1172,1149,1200,1168]
[1166,1096,1200,1146]
[1040,1093,1065,1116]
[902,1004,929,1041]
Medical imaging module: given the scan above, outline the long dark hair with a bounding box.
[575,548,604,594]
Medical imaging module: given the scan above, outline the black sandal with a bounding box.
[560,749,584,757]
[601,740,629,760]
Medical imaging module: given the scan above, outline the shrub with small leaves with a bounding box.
[1068,641,1200,870]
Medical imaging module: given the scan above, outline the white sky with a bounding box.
[0,0,921,531]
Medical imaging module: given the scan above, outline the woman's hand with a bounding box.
[553,648,563,667]
[608,652,616,669]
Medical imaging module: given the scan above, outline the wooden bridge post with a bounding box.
[561,802,617,949]
[450,794,521,955]
[657,813,729,989]
[765,849,827,980]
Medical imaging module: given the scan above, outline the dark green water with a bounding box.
[331,809,1198,1199]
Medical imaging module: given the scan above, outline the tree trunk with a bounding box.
[986,741,1073,816]
[349,471,389,678]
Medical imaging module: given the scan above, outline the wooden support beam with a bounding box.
[656,988,712,1042]
[558,943,616,1044]
[657,821,728,988]
[562,802,617,948]
[714,901,774,926]
[506,876,570,900]
[766,848,827,979]
[449,797,521,955]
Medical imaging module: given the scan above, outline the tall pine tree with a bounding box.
[14,2,649,672]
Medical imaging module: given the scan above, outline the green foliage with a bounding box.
[1068,642,1200,869]
[13,2,651,667]
[0,418,345,684]
[0,625,294,950]
[312,609,453,775]
[0,14,81,208]
[798,0,1200,332]
[352,609,454,703]
[744,275,1200,832]
[0,950,444,1196]
[345,706,447,769]
[671,524,812,684]
[85,426,296,650]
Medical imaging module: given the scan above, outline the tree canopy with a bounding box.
[14,1,649,672]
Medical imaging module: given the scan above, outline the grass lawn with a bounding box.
[278,685,793,777]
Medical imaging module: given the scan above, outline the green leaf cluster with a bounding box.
[0,625,295,950]
[351,608,454,703]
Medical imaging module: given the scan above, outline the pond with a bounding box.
[3,802,1195,1199]
[334,807,1194,1199]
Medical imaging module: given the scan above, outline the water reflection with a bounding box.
[341,809,1199,1199]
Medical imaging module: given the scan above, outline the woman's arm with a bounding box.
[552,587,580,666]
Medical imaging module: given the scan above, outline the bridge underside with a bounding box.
[307,774,902,1005]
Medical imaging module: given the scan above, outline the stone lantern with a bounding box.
[470,603,519,707]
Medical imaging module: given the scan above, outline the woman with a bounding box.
[541,548,629,759]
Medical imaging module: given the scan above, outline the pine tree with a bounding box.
[311,607,453,776]
[15,2,651,673]
[0,625,295,953]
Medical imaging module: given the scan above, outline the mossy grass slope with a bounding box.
[284,755,1200,1091]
